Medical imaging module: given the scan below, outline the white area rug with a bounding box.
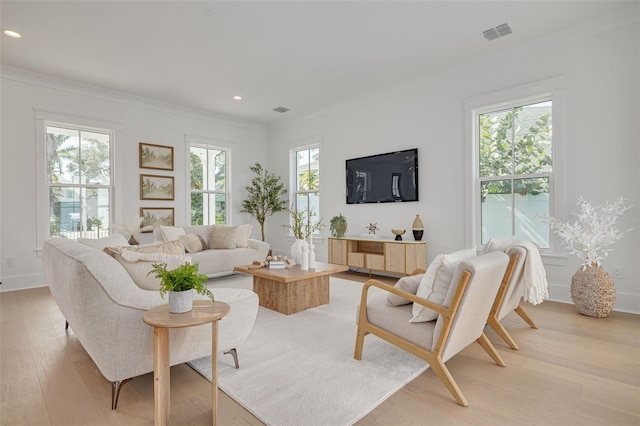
[189,276,428,426]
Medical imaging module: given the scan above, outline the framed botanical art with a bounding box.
[140,207,175,227]
[139,142,174,171]
[140,174,175,200]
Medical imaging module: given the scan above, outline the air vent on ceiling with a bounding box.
[483,23,512,41]
[273,106,291,113]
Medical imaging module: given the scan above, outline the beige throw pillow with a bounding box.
[386,273,424,306]
[209,225,239,249]
[410,247,476,322]
[159,226,186,242]
[180,233,203,253]
[235,224,253,248]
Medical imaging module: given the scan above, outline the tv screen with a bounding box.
[346,148,418,204]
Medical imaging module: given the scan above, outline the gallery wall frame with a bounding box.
[140,207,175,227]
[139,142,174,171]
[140,174,175,200]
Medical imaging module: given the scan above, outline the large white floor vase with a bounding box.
[570,264,616,318]
[168,289,194,313]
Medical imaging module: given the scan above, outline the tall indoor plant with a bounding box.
[541,196,633,317]
[241,163,288,241]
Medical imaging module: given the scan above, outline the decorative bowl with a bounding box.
[391,229,406,241]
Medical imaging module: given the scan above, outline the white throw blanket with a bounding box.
[120,250,191,266]
[508,240,549,305]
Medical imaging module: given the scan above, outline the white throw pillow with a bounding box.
[209,225,239,249]
[387,273,424,306]
[480,236,515,254]
[78,234,130,251]
[159,226,186,242]
[180,233,203,253]
[410,247,477,322]
[235,224,253,248]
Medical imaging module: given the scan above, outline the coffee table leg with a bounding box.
[154,327,170,426]
[212,320,219,426]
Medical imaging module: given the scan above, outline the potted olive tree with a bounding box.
[148,262,213,313]
[241,163,288,241]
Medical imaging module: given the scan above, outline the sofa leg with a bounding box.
[224,348,239,369]
[111,378,132,410]
[65,320,69,330]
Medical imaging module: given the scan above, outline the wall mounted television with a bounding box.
[346,148,418,204]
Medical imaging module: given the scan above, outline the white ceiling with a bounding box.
[1,1,636,123]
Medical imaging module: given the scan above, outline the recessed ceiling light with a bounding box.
[233,95,242,100]
[3,30,22,39]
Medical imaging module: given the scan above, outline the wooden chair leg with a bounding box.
[429,357,468,407]
[476,333,506,367]
[354,327,368,360]
[487,316,519,350]
[514,303,538,329]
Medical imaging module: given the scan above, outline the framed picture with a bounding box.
[140,174,175,200]
[139,142,174,171]
[140,207,174,227]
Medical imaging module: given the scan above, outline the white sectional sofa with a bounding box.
[43,236,260,410]
[152,224,270,277]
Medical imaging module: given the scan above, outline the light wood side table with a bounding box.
[143,300,230,426]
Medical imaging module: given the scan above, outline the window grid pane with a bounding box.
[190,145,228,225]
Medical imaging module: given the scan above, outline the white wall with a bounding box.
[0,69,268,291]
[266,21,640,312]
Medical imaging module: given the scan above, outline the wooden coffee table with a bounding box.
[234,262,348,315]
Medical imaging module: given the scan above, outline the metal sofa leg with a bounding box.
[65,320,69,330]
[224,348,239,369]
[111,378,132,410]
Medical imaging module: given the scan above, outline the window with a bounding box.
[475,98,553,248]
[46,124,113,239]
[190,145,229,225]
[291,145,320,236]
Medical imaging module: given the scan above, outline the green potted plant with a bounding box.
[282,205,324,263]
[329,214,348,238]
[148,262,213,313]
[241,163,288,241]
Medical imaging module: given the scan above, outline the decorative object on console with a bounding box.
[241,163,288,241]
[391,229,406,241]
[112,216,143,245]
[329,213,348,238]
[139,142,174,171]
[148,261,213,313]
[366,223,379,235]
[540,196,633,318]
[412,214,424,241]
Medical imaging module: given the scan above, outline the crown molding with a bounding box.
[1,65,267,134]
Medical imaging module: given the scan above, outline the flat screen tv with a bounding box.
[346,148,418,204]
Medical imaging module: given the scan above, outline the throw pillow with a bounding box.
[480,236,515,254]
[105,241,187,290]
[180,233,203,253]
[78,233,130,251]
[235,224,253,248]
[159,226,186,242]
[209,225,239,249]
[411,247,477,322]
[387,273,424,306]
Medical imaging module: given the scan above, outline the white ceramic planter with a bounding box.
[168,289,194,313]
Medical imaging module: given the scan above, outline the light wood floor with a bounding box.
[1,270,639,425]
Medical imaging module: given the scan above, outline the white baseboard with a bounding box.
[547,282,639,314]
[0,273,47,292]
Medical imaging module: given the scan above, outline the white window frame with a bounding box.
[185,135,232,226]
[35,109,120,249]
[464,77,566,263]
[288,139,322,241]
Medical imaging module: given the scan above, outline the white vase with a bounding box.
[291,239,306,264]
[168,289,193,313]
[301,241,309,271]
[308,242,316,269]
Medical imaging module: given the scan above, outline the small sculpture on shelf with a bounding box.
[412,215,424,241]
[391,229,406,241]
[366,223,379,235]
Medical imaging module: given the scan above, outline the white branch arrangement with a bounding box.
[112,216,143,240]
[540,196,633,268]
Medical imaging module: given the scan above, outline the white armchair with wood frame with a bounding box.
[354,251,510,407]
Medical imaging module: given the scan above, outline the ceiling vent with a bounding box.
[273,106,290,113]
[483,23,512,41]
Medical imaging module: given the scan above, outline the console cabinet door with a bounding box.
[329,238,348,265]
[406,243,427,273]
[384,243,406,274]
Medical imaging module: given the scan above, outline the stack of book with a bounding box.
[268,260,286,269]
